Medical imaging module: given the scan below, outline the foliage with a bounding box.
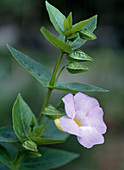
[0,1,108,169]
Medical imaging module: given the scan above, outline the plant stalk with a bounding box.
[38,51,64,125]
[12,148,26,169]
[54,66,65,85]
[49,51,63,86]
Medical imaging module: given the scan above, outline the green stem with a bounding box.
[12,148,26,168]
[12,148,20,165]
[54,66,65,85]
[38,88,52,125]
[38,51,64,125]
[49,51,63,85]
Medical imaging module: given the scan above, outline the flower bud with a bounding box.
[79,29,96,40]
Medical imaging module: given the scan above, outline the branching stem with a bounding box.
[54,66,65,86]
[38,51,64,125]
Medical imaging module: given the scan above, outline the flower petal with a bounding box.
[74,92,99,114]
[62,93,76,119]
[60,116,82,137]
[77,126,104,148]
[54,119,65,132]
[87,106,107,134]
[74,110,88,126]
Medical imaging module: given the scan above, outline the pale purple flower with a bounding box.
[58,92,107,148]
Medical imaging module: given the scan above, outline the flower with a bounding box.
[55,92,107,148]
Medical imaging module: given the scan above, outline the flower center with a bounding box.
[74,119,81,127]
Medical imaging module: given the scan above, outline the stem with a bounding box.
[49,51,63,86]
[15,151,25,166]
[54,66,65,85]
[38,88,52,125]
[12,148,26,168]
[38,51,64,125]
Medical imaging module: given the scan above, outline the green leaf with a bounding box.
[67,12,73,28]
[63,12,72,31]
[0,145,16,169]
[67,49,94,62]
[30,117,36,129]
[49,82,109,93]
[58,35,66,41]
[70,15,97,50]
[0,143,18,158]
[27,151,42,158]
[79,29,96,40]
[41,27,72,53]
[23,140,38,152]
[67,33,78,42]
[7,44,51,87]
[0,161,9,170]
[0,127,19,143]
[12,94,38,142]
[56,101,66,114]
[43,105,63,120]
[66,61,88,74]
[20,147,79,170]
[30,126,45,138]
[0,143,20,169]
[46,1,65,34]
[64,15,94,36]
[30,137,65,145]
[63,18,70,31]
[42,119,69,140]
[0,145,11,165]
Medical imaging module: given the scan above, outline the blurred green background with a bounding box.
[0,0,124,169]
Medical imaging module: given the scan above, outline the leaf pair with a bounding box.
[0,93,68,154]
[7,44,109,92]
[12,94,66,152]
[63,12,72,31]
[0,117,70,168]
[0,143,79,170]
[66,49,94,74]
[41,1,73,53]
[46,1,94,37]
[0,121,69,144]
[46,1,97,50]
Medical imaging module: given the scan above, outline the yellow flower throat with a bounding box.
[54,118,81,132]
[74,119,81,127]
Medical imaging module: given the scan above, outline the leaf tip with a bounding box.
[95,14,98,18]
[40,26,45,32]
[92,14,98,20]
[98,88,109,93]
[105,89,110,92]
[17,93,21,97]
[93,15,98,23]
[17,93,23,102]
[74,153,80,158]
[6,43,9,47]
[45,1,50,9]
[6,43,11,51]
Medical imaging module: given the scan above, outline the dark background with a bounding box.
[0,0,124,169]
